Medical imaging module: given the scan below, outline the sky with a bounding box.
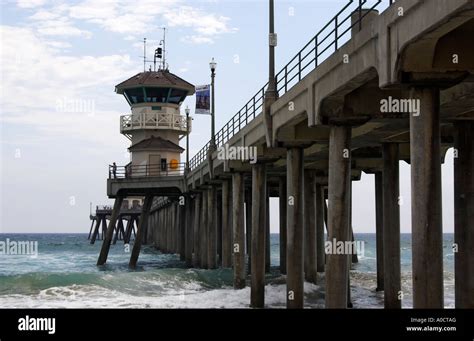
[0,0,454,234]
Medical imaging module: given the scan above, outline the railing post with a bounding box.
[359,0,362,32]
[335,16,338,50]
[315,36,318,67]
[298,52,302,81]
[285,66,288,92]
[245,103,248,124]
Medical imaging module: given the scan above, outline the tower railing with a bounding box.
[109,162,186,179]
[188,0,395,172]
[120,112,189,133]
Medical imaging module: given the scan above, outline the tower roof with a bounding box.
[128,135,184,152]
[116,70,195,95]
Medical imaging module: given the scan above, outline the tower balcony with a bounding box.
[120,112,190,135]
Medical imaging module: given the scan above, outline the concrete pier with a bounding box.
[97,0,474,311]
[326,126,351,308]
[233,173,246,289]
[382,143,401,308]
[454,121,474,308]
[221,180,232,268]
[286,147,304,309]
[251,163,267,308]
[409,87,443,308]
[279,176,287,274]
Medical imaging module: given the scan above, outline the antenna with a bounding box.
[162,27,167,70]
[143,38,147,72]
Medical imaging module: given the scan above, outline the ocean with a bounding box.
[0,233,455,308]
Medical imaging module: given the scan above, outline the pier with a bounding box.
[96,0,474,309]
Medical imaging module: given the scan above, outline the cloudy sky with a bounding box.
[0,0,454,233]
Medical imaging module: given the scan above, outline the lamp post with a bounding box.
[185,105,190,174]
[209,58,217,149]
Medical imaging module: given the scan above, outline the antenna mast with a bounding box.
[161,27,167,70]
[143,38,147,72]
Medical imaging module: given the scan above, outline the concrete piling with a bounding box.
[304,170,317,284]
[233,173,246,289]
[185,195,193,267]
[374,171,384,291]
[326,126,351,308]
[208,186,217,269]
[265,190,270,273]
[382,143,401,308]
[454,121,474,308]
[201,189,209,269]
[221,180,232,268]
[245,187,252,273]
[193,193,202,268]
[315,183,325,273]
[251,163,267,308]
[129,194,154,269]
[286,147,304,309]
[409,87,443,308]
[279,176,287,274]
[97,196,124,265]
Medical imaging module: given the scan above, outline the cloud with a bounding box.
[22,0,237,44]
[181,35,214,45]
[35,18,93,38]
[16,0,46,8]
[0,25,133,146]
[165,6,238,43]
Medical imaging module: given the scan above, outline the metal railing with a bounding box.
[109,162,186,179]
[188,0,395,171]
[120,112,189,133]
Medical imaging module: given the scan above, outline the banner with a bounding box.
[195,84,211,115]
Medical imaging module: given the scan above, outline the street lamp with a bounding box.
[209,58,217,149]
[185,105,191,174]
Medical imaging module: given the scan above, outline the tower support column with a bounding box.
[97,195,124,265]
[129,194,154,268]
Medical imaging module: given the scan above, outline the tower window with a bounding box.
[145,87,168,103]
[124,88,144,104]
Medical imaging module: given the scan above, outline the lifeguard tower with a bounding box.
[115,69,195,177]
